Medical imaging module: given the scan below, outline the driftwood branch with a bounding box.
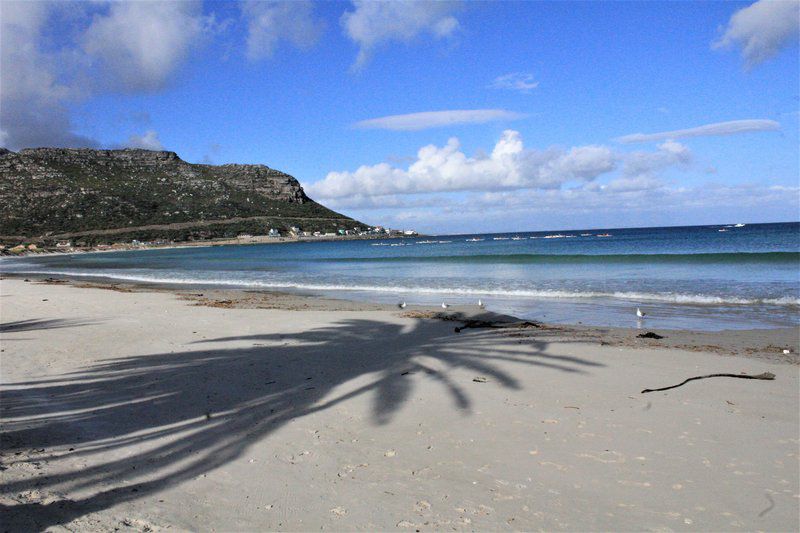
[641,372,775,394]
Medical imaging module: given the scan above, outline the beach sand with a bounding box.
[1,278,798,531]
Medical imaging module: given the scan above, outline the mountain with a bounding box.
[0,147,363,246]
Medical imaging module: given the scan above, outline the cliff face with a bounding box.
[0,148,357,244]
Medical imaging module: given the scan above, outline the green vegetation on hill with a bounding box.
[0,148,363,245]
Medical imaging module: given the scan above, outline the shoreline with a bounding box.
[5,274,798,364]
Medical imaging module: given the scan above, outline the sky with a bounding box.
[1,0,798,234]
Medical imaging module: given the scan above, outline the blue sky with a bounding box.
[2,0,798,233]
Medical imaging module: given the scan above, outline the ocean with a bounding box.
[2,222,798,331]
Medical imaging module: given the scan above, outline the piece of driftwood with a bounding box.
[641,372,775,394]
[454,320,540,333]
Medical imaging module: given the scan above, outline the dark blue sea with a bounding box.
[3,222,799,331]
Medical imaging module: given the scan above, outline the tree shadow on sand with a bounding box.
[0,318,100,334]
[0,316,602,529]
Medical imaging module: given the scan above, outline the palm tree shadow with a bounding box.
[1,318,100,333]
[0,317,602,530]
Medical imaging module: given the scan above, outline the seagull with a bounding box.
[441,302,450,309]
[478,299,485,309]
[636,307,647,319]
[398,301,406,309]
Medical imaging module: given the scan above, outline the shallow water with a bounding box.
[3,222,798,331]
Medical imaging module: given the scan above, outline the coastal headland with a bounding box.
[1,277,798,531]
[0,147,415,255]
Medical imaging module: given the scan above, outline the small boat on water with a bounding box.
[465,238,484,242]
[718,228,728,232]
[416,240,437,244]
[493,237,509,240]
[543,234,565,239]
[580,233,591,236]
[734,223,745,227]
[511,236,525,240]
[596,233,612,237]
[437,240,452,244]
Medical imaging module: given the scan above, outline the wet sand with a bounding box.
[1,278,798,531]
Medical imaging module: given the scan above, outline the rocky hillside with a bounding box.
[0,148,361,245]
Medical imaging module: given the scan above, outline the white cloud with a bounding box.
[491,73,539,93]
[602,175,663,193]
[125,130,164,151]
[616,119,781,143]
[307,130,616,199]
[354,109,526,131]
[82,1,208,92]
[242,0,323,60]
[341,0,461,69]
[0,1,213,149]
[713,0,800,68]
[623,140,692,177]
[0,1,96,149]
[347,183,798,234]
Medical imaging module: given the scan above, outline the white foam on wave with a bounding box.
[11,268,799,307]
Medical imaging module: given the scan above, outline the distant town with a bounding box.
[1,225,419,255]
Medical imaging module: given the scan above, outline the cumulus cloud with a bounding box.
[0,1,213,149]
[242,0,323,60]
[354,109,526,131]
[341,0,461,69]
[82,1,208,92]
[616,119,781,143]
[713,0,800,68]
[125,130,164,151]
[0,1,97,149]
[307,130,616,199]
[491,72,539,93]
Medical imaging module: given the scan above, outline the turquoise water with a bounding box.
[2,222,799,330]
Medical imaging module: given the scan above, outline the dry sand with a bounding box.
[1,278,798,531]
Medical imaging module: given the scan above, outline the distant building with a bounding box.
[268,228,280,237]
[56,240,72,248]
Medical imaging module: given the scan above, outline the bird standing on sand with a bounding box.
[478,299,485,309]
[636,307,647,319]
[398,301,406,309]
[441,302,450,309]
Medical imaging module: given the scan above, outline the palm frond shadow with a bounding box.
[0,317,602,529]
[1,318,100,333]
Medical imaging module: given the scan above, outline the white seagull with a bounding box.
[636,307,647,319]
[398,301,406,309]
[441,302,450,309]
[478,299,485,309]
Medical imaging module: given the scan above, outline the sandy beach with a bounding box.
[1,277,798,531]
